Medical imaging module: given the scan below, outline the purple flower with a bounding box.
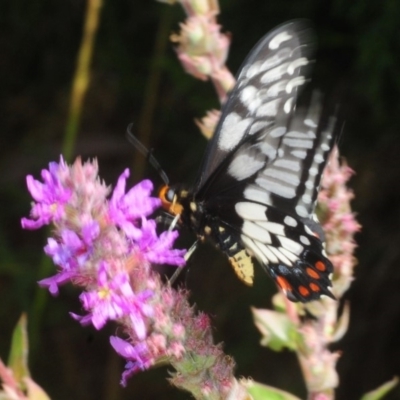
[110,336,153,386]
[72,262,153,333]
[39,228,91,295]
[44,227,95,268]
[136,218,186,266]
[21,156,72,230]
[81,220,100,244]
[38,270,77,296]
[108,171,161,239]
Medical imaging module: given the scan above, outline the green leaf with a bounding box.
[244,380,301,400]
[360,376,399,400]
[252,307,299,351]
[8,314,30,384]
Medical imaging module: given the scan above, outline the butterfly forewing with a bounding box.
[196,20,314,192]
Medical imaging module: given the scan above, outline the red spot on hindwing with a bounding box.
[298,285,310,297]
[315,261,326,271]
[276,276,292,292]
[309,282,320,292]
[306,267,320,279]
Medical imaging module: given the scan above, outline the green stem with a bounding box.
[62,0,103,161]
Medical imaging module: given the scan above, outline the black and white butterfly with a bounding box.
[159,20,336,302]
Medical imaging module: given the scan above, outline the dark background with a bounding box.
[1,0,400,399]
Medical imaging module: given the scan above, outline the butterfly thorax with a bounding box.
[160,184,231,243]
[159,184,255,285]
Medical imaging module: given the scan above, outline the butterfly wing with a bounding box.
[195,20,314,191]
[192,21,336,302]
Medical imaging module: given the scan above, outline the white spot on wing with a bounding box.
[295,204,308,217]
[219,113,253,151]
[249,121,272,135]
[309,167,319,176]
[270,127,287,137]
[260,63,290,83]
[260,48,291,71]
[256,99,280,117]
[258,142,277,159]
[304,118,318,128]
[254,241,279,264]
[240,86,261,113]
[241,235,270,264]
[284,97,294,113]
[269,31,293,50]
[228,152,264,180]
[256,177,296,198]
[279,236,303,255]
[286,130,316,139]
[274,159,300,171]
[282,138,314,149]
[266,81,287,97]
[286,76,306,93]
[244,186,271,204]
[268,245,292,265]
[287,57,309,74]
[256,221,285,236]
[278,246,298,263]
[263,168,300,186]
[245,62,261,79]
[305,180,314,189]
[291,150,307,159]
[321,143,330,151]
[284,216,297,227]
[236,202,267,220]
[300,235,311,245]
[242,221,271,243]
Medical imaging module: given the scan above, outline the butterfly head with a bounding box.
[159,184,188,217]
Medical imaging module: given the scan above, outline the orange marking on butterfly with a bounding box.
[276,276,292,292]
[315,261,326,271]
[306,267,320,279]
[298,285,310,297]
[309,282,320,292]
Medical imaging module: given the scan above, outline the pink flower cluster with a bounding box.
[318,147,361,296]
[169,0,235,104]
[21,157,187,384]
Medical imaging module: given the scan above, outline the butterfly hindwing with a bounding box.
[235,201,333,301]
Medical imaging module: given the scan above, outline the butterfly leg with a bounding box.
[169,240,199,285]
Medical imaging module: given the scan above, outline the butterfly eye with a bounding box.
[166,188,176,202]
[159,185,173,208]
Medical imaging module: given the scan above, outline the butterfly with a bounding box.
[158,20,336,302]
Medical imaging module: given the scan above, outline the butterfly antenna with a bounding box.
[126,123,170,185]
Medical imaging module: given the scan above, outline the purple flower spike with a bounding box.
[21,156,72,230]
[109,171,161,239]
[137,219,186,266]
